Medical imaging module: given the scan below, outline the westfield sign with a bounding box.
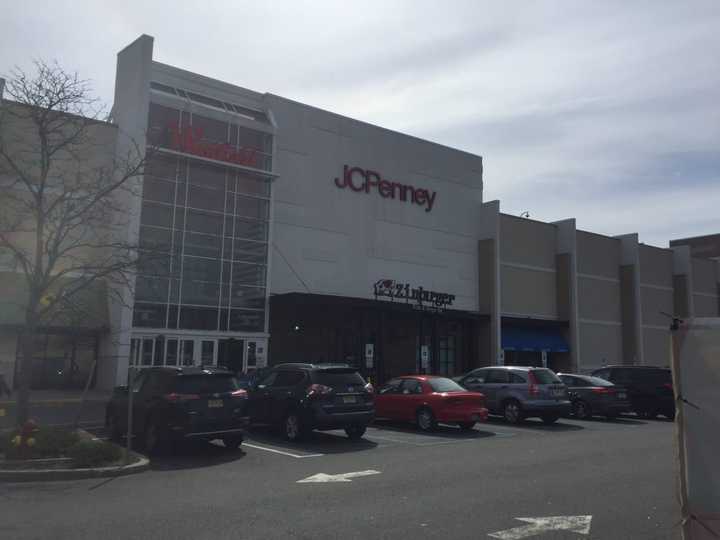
[334,165,437,212]
[167,123,259,168]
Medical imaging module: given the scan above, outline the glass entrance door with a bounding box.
[218,339,245,374]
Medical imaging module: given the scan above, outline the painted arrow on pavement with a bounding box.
[488,515,592,539]
[297,470,381,483]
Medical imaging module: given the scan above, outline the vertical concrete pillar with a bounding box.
[102,34,154,388]
[671,245,694,318]
[554,219,579,372]
[616,233,643,366]
[478,200,501,365]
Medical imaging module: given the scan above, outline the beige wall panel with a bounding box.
[576,231,621,278]
[577,277,622,322]
[478,239,495,314]
[641,287,674,326]
[693,294,719,317]
[642,327,671,367]
[499,215,556,268]
[692,258,717,295]
[639,245,673,288]
[578,322,622,372]
[500,265,557,318]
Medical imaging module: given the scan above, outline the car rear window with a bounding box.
[586,376,614,387]
[530,369,562,384]
[313,369,366,388]
[644,369,672,384]
[428,378,466,392]
[172,375,239,394]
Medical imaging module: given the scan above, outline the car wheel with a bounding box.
[344,425,366,440]
[106,410,122,442]
[416,408,437,432]
[573,400,592,420]
[503,400,523,424]
[541,415,559,425]
[458,422,476,431]
[222,435,244,449]
[283,412,306,442]
[143,421,166,456]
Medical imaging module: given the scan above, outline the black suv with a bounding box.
[591,366,675,419]
[247,363,374,441]
[105,367,248,454]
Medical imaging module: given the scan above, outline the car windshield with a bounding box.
[530,369,562,384]
[172,375,239,394]
[428,378,466,393]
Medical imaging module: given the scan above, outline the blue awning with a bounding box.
[502,326,569,353]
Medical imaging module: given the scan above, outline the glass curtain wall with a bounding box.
[132,100,272,334]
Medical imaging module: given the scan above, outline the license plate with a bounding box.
[617,392,627,400]
[342,396,356,404]
[552,389,565,397]
[208,399,224,408]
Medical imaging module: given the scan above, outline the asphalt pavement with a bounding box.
[0,414,679,540]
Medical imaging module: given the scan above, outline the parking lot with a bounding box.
[1,413,680,540]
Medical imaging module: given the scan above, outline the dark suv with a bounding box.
[591,366,675,419]
[247,363,375,441]
[456,366,571,424]
[105,367,248,454]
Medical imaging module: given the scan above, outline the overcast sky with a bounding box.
[2,1,718,247]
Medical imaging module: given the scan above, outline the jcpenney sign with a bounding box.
[334,165,437,212]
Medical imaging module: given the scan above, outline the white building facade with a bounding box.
[82,35,720,389]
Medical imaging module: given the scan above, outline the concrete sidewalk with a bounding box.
[0,389,111,407]
[0,391,109,428]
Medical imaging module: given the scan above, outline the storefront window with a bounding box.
[134,102,272,334]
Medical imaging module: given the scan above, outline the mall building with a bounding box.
[1,34,718,390]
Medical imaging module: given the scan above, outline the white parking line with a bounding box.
[243,442,324,459]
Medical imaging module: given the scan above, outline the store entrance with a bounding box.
[218,339,245,374]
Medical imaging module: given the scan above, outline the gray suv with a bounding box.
[456,366,571,424]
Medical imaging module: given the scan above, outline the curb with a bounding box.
[0,451,150,482]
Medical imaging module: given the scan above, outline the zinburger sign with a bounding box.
[334,165,437,212]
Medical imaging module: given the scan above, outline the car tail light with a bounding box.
[591,387,614,394]
[231,389,248,399]
[307,384,334,397]
[163,393,200,402]
[528,371,540,396]
[364,383,374,394]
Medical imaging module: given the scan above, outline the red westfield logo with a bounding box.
[167,123,259,168]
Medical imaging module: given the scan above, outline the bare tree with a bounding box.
[0,61,146,426]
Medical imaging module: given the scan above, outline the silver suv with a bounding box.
[456,366,571,424]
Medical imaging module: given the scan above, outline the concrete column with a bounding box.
[478,200,501,365]
[103,34,154,387]
[671,245,694,318]
[554,218,579,372]
[616,233,643,365]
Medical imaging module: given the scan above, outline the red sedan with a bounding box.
[374,375,488,431]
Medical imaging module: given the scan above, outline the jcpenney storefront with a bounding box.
[103,35,486,388]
